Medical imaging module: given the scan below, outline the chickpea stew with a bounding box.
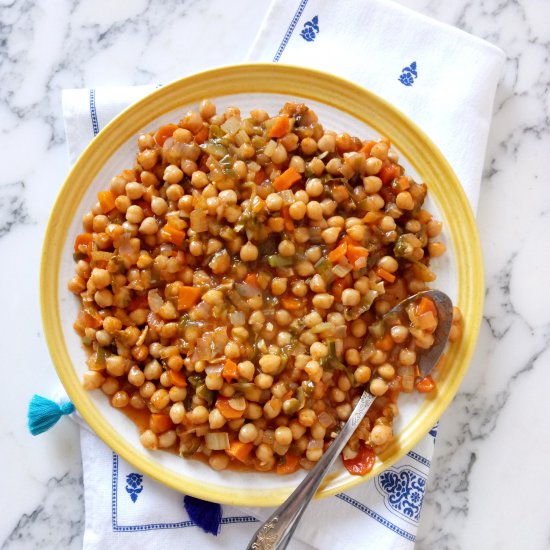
[69,100,461,476]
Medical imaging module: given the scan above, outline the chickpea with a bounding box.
[90,268,111,289]
[237,360,255,381]
[341,288,361,306]
[239,423,259,443]
[365,157,383,175]
[158,430,177,448]
[266,193,283,211]
[370,423,393,446]
[255,373,274,389]
[209,408,226,430]
[312,293,334,309]
[298,408,317,427]
[310,342,328,360]
[83,371,105,390]
[140,429,158,449]
[139,217,158,235]
[274,426,293,446]
[354,365,372,385]
[209,452,230,471]
[278,239,295,257]
[151,389,170,410]
[259,354,281,374]
[289,200,307,220]
[370,378,388,396]
[199,99,216,119]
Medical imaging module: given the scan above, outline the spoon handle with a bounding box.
[246,391,376,550]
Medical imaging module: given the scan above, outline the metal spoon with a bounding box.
[246,290,453,550]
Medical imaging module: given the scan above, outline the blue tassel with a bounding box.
[28,394,75,436]
[183,495,222,535]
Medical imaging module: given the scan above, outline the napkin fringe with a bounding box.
[183,495,222,536]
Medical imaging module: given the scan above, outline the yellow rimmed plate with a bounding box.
[41,63,483,507]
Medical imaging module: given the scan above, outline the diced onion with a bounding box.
[342,446,359,460]
[264,139,277,157]
[318,411,335,428]
[221,117,242,135]
[228,396,246,411]
[310,322,334,334]
[147,289,164,313]
[205,432,230,450]
[332,263,352,278]
[190,209,208,233]
[211,326,228,354]
[229,311,246,326]
[205,364,224,375]
[118,233,133,256]
[235,282,261,298]
[280,190,294,205]
[307,439,324,450]
[91,251,113,262]
[147,311,164,329]
[399,366,416,392]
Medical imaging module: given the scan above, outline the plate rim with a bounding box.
[41,62,484,506]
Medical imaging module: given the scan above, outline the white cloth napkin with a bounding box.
[61,1,504,549]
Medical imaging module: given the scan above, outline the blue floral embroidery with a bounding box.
[125,473,143,503]
[300,15,319,42]
[398,61,418,86]
[376,466,426,524]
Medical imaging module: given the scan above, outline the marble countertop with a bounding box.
[1,0,549,548]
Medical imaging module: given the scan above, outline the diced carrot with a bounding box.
[74,233,93,258]
[222,359,239,383]
[268,115,290,138]
[394,176,411,191]
[375,332,393,351]
[194,124,209,145]
[417,297,437,316]
[332,273,352,302]
[343,442,376,476]
[76,309,102,330]
[177,286,201,310]
[244,273,260,288]
[379,163,402,185]
[122,169,137,182]
[154,124,179,146]
[281,389,294,402]
[346,243,369,268]
[281,206,295,232]
[137,200,154,218]
[251,195,266,214]
[273,167,302,191]
[359,141,376,156]
[150,413,174,433]
[376,267,396,283]
[127,294,148,312]
[328,239,348,263]
[168,370,188,388]
[281,296,303,311]
[226,440,253,463]
[215,397,244,420]
[416,375,436,394]
[161,224,186,246]
[98,190,116,213]
[254,169,266,185]
[276,454,300,475]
